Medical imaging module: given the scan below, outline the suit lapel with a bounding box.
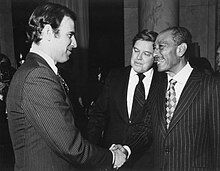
[135,70,165,123]
[27,53,75,115]
[156,73,168,137]
[167,69,202,133]
[146,70,167,137]
[117,66,131,123]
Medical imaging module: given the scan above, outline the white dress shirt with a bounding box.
[127,67,154,118]
[167,62,193,105]
[30,44,58,75]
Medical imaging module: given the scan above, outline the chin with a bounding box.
[133,67,142,73]
[59,57,69,63]
[157,66,166,72]
[64,55,70,61]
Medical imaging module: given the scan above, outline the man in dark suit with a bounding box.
[87,30,158,170]
[149,26,220,170]
[6,3,127,171]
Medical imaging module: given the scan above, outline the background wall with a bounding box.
[124,0,219,70]
[0,0,219,75]
[0,0,15,67]
[179,0,217,68]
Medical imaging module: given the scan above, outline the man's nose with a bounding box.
[153,49,160,62]
[137,53,143,60]
[153,49,159,58]
[71,36,77,48]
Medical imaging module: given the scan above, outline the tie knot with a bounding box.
[57,72,69,93]
[137,73,145,82]
[169,79,177,86]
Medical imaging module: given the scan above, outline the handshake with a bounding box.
[110,144,129,170]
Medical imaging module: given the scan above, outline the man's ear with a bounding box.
[41,24,53,41]
[176,43,187,57]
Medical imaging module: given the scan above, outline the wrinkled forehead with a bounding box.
[155,30,173,44]
[59,16,75,32]
[134,40,154,53]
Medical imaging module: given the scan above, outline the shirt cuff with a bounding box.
[123,145,131,159]
[109,144,115,164]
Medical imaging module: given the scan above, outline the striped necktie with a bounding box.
[57,73,69,93]
[130,73,145,121]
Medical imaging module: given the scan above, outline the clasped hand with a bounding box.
[110,144,128,169]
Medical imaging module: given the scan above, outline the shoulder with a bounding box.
[11,61,56,94]
[152,68,167,84]
[192,69,220,89]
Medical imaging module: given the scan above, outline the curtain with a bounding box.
[48,0,89,105]
[48,0,89,49]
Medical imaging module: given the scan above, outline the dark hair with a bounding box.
[161,26,192,59]
[161,26,192,46]
[0,53,11,68]
[132,29,158,47]
[26,2,77,44]
[0,53,16,84]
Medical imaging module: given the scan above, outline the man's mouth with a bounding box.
[154,56,165,64]
[134,61,143,66]
[67,48,73,54]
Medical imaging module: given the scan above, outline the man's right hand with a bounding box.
[110,144,128,169]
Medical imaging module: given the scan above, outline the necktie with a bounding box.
[57,73,69,93]
[130,73,145,121]
[165,79,177,129]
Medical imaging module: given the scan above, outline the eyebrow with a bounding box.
[69,31,75,36]
[144,51,153,54]
[158,41,169,44]
[133,47,153,54]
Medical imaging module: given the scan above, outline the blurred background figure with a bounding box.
[0,53,16,123]
[189,57,214,76]
[0,53,16,170]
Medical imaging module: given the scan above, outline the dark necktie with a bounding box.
[130,73,145,121]
[165,79,177,129]
[57,73,69,93]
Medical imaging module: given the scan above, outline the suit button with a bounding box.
[129,120,131,123]
[165,148,170,153]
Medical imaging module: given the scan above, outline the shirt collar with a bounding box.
[130,67,154,79]
[30,44,58,75]
[167,62,193,84]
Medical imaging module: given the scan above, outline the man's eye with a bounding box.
[67,34,72,38]
[159,44,166,50]
[144,52,152,57]
[133,48,139,52]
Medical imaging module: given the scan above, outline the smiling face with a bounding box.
[153,30,187,76]
[50,16,77,64]
[130,40,154,73]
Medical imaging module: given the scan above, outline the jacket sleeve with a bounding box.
[125,104,153,154]
[209,77,220,170]
[23,67,113,168]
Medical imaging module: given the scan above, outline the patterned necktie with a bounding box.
[166,79,177,129]
[130,73,145,121]
[57,73,69,93]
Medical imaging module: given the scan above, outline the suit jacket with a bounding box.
[6,52,112,171]
[147,69,220,171]
[87,66,162,170]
